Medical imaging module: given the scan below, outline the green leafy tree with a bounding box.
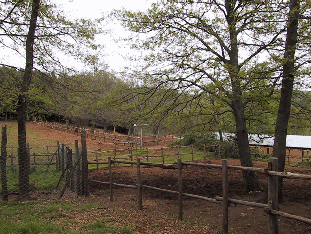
[115,0,290,191]
[0,0,102,199]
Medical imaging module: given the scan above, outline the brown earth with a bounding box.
[18,123,311,233]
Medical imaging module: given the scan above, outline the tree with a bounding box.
[17,0,40,200]
[0,0,102,199]
[116,0,288,191]
[272,0,300,202]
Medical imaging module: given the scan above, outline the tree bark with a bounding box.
[17,0,40,200]
[272,0,299,202]
[226,0,261,191]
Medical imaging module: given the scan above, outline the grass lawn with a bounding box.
[0,200,135,234]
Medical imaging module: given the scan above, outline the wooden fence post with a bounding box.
[61,144,65,173]
[81,130,89,196]
[268,157,279,234]
[95,150,99,170]
[75,140,82,196]
[161,147,164,164]
[146,148,149,162]
[191,145,194,161]
[222,159,229,234]
[1,125,8,201]
[204,145,207,158]
[66,147,73,190]
[178,158,183,220]
[137,158,143,210]
[108,157,113,202]
[130,148,133,167]
[56,141,60,171]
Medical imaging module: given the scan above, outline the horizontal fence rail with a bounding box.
[90,157,311,234]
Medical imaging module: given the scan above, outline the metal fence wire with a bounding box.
[0,125,89,201]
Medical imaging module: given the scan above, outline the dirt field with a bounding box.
[11,122,311,233]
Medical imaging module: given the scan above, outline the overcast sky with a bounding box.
[54,0,153,72]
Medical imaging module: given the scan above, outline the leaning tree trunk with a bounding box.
[272,0,299,202]
[17,0,40,200]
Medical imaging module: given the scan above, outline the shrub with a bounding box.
[173,131,216,148]
[217,140,239,159]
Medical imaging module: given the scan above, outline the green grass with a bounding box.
[0,200,135,234]
[0,121,58,151]
[4,167,63,192]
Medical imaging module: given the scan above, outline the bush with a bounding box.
[292,160,311,168]
[250,147,270,161]
[173,131,216,148]
[217,140,239,159]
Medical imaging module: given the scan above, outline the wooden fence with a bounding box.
[90,157,311,234]
[0,127,90,200]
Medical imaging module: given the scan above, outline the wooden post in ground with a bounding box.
[1,125,8,201]
[81,130,89,196]
[75,140,82,196]
[146,148,149,162]
[113,144,116,161]
[178,158,183,220]
[137,158,143,210]
[108,157,113,202]
[222,159,229,234]
[56,141,60,171]
[161,147,164,164]
[191,145,194,161]
[66,147,73,190]
[204,145,206,158]
[268,157,279,234]
[61,144,65,173]
[95,150,99,170]
[130,148,133,167]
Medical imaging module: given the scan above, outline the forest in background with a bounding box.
[1,65,311,137]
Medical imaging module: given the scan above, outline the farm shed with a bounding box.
[217,133,311,150]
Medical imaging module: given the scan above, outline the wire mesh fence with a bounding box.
[0,125,89,201]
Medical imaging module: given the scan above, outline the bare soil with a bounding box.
[22,123,311,233]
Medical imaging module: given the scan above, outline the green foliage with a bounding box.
[173,131,216,148]
[217,141,239,159]
[250,147,270,162]
[292,160,311,168]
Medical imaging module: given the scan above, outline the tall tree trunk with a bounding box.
[17,0,40,200]
[272,0,299,202]
[232,96,262,191]
[226,0,261,191]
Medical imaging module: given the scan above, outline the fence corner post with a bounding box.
[137,158,143,210]
[268,157,279,234]
[108,157,113,202]
[178,158,183,220]
[81,130,89,196]
[222,159,229,234]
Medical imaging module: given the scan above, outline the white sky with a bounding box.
[0,0,153,73]
[54,0,153,72]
